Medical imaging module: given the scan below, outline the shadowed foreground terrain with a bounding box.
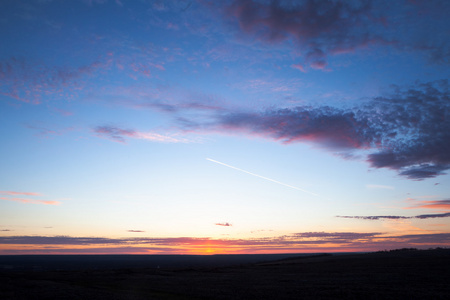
[1,249,449,299]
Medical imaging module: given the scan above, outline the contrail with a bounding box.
[206,158,318,196]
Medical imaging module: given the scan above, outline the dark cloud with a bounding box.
[392,233,450,244]
[127,230,145,233]
[415,212,450,219]
[337,215,408,220]
[225,0,450,67]
[203,80,450,180]
[337,212,450,220]
[365,80,450,179]
[227,0,377,68]
[216,106,377,150]
[293,232,380,240]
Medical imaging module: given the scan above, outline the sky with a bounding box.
[1,0,449,255]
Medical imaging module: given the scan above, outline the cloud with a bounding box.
[0,56,102,104]
[415,212,450,219]
[363,80,450,179]
[226,0,377,69]
[215,222,232,227]
[225,0,450,67]
[214,106,375,150]
[93,125,138,143]
[127,230,145,233]
[337,212,450,220]
[291,64,306,73]
[92,125,189,144]
[293,231,380,240]
[366,184,394,190]
[407,200,450,211]
[0,236,124,245]
[1,232,449,254]
[0,191,60,205]
[192,80,449,180]
[25,123,74,138]
[0,191,41,196]
[0,197,60,205]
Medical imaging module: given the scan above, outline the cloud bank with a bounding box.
[1,231,449,254]
[196,80,450,180]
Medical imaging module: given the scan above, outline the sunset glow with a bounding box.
[1,0,449,255]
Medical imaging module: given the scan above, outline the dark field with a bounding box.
[1,249,449,299]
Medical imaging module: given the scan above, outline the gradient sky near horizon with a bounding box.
[1,0,450,255]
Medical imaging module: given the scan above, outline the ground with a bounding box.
[1,249,449,299]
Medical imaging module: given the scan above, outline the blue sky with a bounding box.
[1,0,449,254]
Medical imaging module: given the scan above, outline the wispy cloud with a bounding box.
[0,56,103,104]
[0,191,41,196]
[92,125,190,144]
[25,123,74,138]
[406,200,450,211]
[0,191,60,205]
[337,212,450,220]
[366,184,394,190]
[0,197,60,205]
[127,230,145,233]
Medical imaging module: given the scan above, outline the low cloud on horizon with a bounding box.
[337,212,450,220]
[1,231,449,254]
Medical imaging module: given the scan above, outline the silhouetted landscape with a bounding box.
[1,248,449,299]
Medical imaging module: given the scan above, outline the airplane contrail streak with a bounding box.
[206,158,318,196]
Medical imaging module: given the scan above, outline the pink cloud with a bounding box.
[151,63,165,71]
[291,64,306,73]
[0,197,60,205]
[0,191,60,205]
[0,191,41,196]
[310,60,328,70]
[406,200,450,211]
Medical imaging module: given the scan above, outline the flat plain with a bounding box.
[1,249,449,299]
